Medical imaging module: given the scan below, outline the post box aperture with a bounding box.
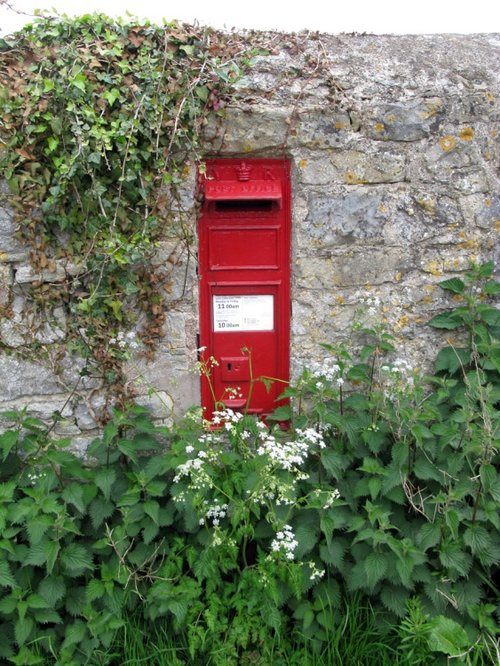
[198,159,291,417]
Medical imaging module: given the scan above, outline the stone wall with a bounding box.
[1,32,499,440]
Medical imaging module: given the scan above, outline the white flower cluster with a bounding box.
[380,358,416,399]
[225,386,244,401]
[322,488,341,509]
[109,330,139,350]
[364,295,381,316]
[310,358,345,389]
[295,428,326,449]
[270,524,298,560]
[211,408,244,431]
[173,435,218,488]
[256,427,325,478]
[381,358,415,386]
[257,434,308,471]
[27,470,46,485]
[308,562,326,581]
[310,358,341,382]
[200,500,229,527]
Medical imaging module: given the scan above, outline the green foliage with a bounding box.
[0,261,498,664]
[0,13,258,398]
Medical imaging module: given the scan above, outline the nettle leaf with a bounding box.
[413,456,442,482]
[417,522,441,551]
[142,519,159,544]
[463,524,492,556]
[94,467,117,500]
[439,540,472,576]
[45,540,60,576]
[380,584,410,617]
[60,543,93,576]
[427,312,462,330]
[438,278,465,294]
[25,515,52,545]
[483,279,500,295]
[61,619,87,648]
[294,523,319,559]
[65,587,86,618]
[25,542,47,568]
[62,483,87,514]
[85,579,105,603]
[319,540,346,570]
[435,346,470,374]
[14,617,34,646]
[479,463,497,491]
[364,551,387,589]
[38,576,66,606]
[144,500,160,524]
[117,439,139,464]
[89,497,115,529]
[0,561,18,588]
[33,608,62,624]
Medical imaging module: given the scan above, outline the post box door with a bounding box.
[198,158,290,417]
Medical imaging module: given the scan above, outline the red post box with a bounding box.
[198,158,291,417]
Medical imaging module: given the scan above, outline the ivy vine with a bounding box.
[0,13,263,411]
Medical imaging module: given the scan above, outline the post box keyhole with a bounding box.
[227,362,232,371]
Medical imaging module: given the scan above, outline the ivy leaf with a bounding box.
[103,88,120,106]
[195,85,209,102]
[70,73,87,92]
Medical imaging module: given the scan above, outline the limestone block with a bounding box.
[0,264,11,307]
[136,390,174,423]
[474,194,500,230]
[330,149,406,185]
[293,110,358,149]
[0,354,94,402]
[305,189,386,247]
[365,98,445,142]
[14,260,78,284]
[0,198,28,262]
[203,106,290,153]
[127,348,199,416]
[295,247,413,288]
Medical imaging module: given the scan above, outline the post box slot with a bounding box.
[214,200,275,212]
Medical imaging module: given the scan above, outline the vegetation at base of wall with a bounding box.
[0,261,498,665]
[0,13,265,406]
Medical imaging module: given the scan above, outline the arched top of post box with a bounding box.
[203,180,282,205]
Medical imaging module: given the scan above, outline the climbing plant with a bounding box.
[0,13,262,409]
